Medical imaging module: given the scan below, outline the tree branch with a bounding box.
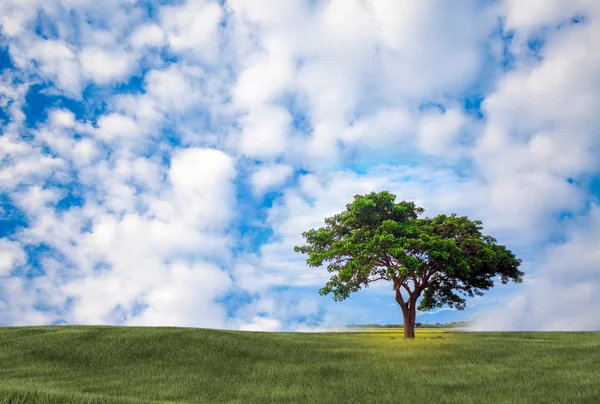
[365,276,386,285]
[422,261,443,287]
[393,278,406,308]
[423,273,444,288]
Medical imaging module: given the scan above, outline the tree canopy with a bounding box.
[294,191,523,338]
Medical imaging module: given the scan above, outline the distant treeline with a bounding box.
[346,317,486,329]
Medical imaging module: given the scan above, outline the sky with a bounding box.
[0,0,599,331]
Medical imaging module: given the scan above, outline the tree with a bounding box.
[294,191,524,339]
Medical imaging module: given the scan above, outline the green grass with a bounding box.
[0,327,599,403]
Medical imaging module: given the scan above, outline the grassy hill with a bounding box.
[1,327,599,403]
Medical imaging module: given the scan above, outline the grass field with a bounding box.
[1,327,599,403]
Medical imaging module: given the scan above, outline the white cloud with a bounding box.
[240,316,282,332]
[367,0,492,96]
[237,106,291,158]
[28,39,82,93]
[0,240,26,276]
[49,109,76,128]
[232,37,295,109]
[12,185,62,214]
[0,151,65,190]
[72,138,99,167]
[341,108,415,147]
[130,24,165,49]
[29,118,100,170]
[167,148,237,227]
[480,205,600,331]
[232,263,287,295]
[250,164,293,196]
[160,0,223,61]
[1,0,600,332]
[6,148,239,327]
[226,0,499,167]
[470,8,600,241]
[481,172,585,241]
[0,277,58,326]
[0,0,39,38]
[0,77,72,191]
[417,109,466,156]
[233,289,322,332]
[123,262,232,328]
[144,65,204,114]
[80,47,137,84]
[96,113,140,141]
[503,0,598,31]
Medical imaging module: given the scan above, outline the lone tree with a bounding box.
[294,191,523,339]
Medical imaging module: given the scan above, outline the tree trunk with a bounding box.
[394,284,417,339]
[402,305,416,339]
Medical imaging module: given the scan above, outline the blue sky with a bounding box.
[1,0,599,331]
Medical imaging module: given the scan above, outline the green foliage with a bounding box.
[1,326,600,403]
[295,191,524,312]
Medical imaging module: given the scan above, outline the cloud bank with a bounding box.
[0,0,599,331]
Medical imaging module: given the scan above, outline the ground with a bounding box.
[0,326,599,403]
